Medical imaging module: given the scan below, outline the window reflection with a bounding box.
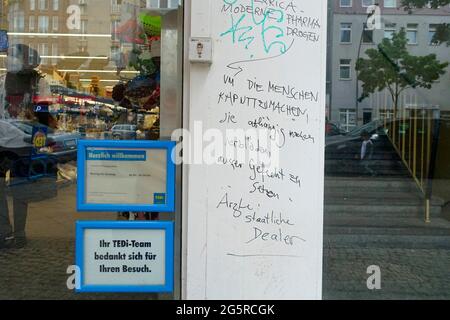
[325,0,450,299]
[0,0,178,300]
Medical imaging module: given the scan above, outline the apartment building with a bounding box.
[5,0,71,68]
[328,0,450,130]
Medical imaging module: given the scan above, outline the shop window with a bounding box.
[0,0,182,300]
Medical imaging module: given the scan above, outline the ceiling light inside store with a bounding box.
[59,70,139,74]
[0,55,108,60]
[80,79,120,83]
[8,32,112,38]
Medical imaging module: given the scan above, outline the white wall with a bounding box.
[183,0,328,300]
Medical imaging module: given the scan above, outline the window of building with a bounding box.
[29,15,35,31]
[384,23,396,39]
[38,42,48,65]
[13,12,25,32]
[339,109,357,131]
[51,43,58,65]
[340,0,352,7]
[384,0,397,8]
[52,16,58,31]
[28,44,36,65]
[39,0,48,10]
[340,23,352,43]
[52,0,59,11]
[362,0,375,7]
[339,59,352,80]
[30,0,36,10]
[406,23,418,44]
[379,110,394,120]
[111,20,119,40]
[429,24,439,45]
[38,15,49,33]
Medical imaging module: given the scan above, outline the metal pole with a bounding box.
[355,23,364,126]
[425,199,431,223]
[425,108,441,223]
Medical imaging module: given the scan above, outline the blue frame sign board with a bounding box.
[75,221,174,293]
[77,140,176,212]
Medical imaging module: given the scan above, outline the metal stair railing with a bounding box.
[383,106,441,223]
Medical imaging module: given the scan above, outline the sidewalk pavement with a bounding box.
[1,184,449,299]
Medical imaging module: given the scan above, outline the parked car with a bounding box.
[111,124,138,140]
[326,121,346,137]
[0,119,80,174]
[326,120,384,148]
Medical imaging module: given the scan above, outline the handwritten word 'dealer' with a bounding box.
[247,226,305,246]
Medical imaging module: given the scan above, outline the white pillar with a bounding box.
[183,0,328,300]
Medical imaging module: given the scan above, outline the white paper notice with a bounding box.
[85,148,167,205]
[83,229,166,286]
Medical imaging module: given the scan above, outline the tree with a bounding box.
[401,0,450,10]
[401,0,450,45]
[356,29,449,116]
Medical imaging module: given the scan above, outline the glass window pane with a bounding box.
[1,0,182,300]
[326,0,450,301]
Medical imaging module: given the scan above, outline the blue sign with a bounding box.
[34,104,50,113]
[0,30,8,52]
[75,221,174,293]
[77,140,176,212]
[153,193,166,205]
[31,125,48,158]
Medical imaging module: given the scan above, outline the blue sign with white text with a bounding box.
[77,140,176,212]
[86,150,147,161]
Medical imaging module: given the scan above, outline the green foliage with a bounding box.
[401,0,450,9]
[356,29,449,109]
[401,0,450,44]
[128,48,157,76]
[433,23,450,46]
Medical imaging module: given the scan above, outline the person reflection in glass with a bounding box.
[0,44,48,249]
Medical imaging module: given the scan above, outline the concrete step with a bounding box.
[325,195,444,206]
[326,151,400,159]
[325,177,419,189]
[326,159,406,168]
[323,233,450,249]
[324,203,441,217]
[324,197,436,206]
[325,166,409,174]
[324,189,420,200]
[324,216,450,229]
[324,215,450,236]
[325,226,450,237]
[325,171,410,178]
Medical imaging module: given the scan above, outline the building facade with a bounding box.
[328,0,450,131]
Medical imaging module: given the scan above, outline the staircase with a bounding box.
[323,128,450,299]
[324,133,450,249]
[324,176,450,248]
